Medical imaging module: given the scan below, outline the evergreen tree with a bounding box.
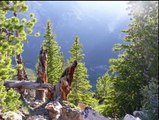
[42,19,64,85]
[68,36,98,107]
[96,72,109,98]
[26,68,36,80]
[0,1,38,112]
[95,1,158,118]
[127,1,158,119]
[96,72,118,117]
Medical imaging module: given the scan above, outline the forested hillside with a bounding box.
[0,1,158,120]
[19,1,130,90]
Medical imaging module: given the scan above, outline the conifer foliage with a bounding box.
[0,1,38,112]
[42,20,64,85]
[68,37,98,107]
[96,1,158,118]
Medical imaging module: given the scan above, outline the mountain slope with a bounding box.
[21,1,130,90]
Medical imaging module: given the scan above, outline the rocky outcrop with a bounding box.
[3,58,111,120]
[59,106,81,120]
[45,101,112,120]
[45,101,81,120]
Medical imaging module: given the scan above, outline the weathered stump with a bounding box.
[36,47,48,102]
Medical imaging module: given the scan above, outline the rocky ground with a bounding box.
[0,100,142,120]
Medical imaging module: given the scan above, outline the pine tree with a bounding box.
[68,36,98,107]
[96,72,118,117]
[42,19,64,85]
[127,1,158,119]
[96,72,109,98]
[95,1,158,118]
[0,1,38,112]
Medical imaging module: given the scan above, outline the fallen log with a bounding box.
[4,80,54,91]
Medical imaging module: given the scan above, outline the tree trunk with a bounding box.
[36,47,48,102]
[16,54,28,80]
[4,80,54,90]
[53,60,77,101]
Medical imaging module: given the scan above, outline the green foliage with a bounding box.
[26,68,36,81]
[68,37,98,108]
[16,64,23,70]
[94,104,106,114]
[96,72,110,98]
[96,72,119,117]
[95,1,158,118]
[63,101,78,109]
[0,1,38,112]
[141,78,158,111]
[0,81,21,112]
[35,32,40,37]
[42,19,64,85]
[140,78,158,119]
[12,68,36,81]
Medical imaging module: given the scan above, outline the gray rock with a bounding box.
[2,111,23,120]
[45,101,62,120]
[45,101,113,120]
[123,114,141,120]
[27,115,47,120]
[59,106,81,120]
[82,106,112,120]
[133,111,144,118]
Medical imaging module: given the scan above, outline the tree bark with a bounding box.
[4,80,54,91]
[54,60,77,101]
[36,47,48,102]
[16,54,28,80]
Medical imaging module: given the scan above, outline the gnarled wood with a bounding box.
[54,60,77,101]
[4,80,54,91]
[36,47,48,83]
[16,54,28,81]
[36,47,48,102]
[3,60,77,102]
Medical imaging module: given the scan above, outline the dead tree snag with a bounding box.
[36,47,48,102]
[54,60,77,101]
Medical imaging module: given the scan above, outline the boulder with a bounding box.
[81,106,112,120]
[30,100,45,108]
[27,115,47,120]
[45,101,112,120]
[59,106,81,120]
[2,111,23,120]
[78,102,112,120]
[0,114,4,120]
[123,114,141,120]
[45,101,62,120]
